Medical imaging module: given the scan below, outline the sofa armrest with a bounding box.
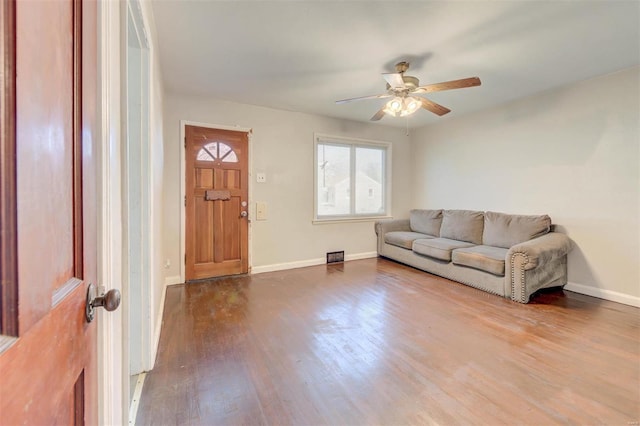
[507,232,573,303]
[374,219,410,236]
[507,233,573,270]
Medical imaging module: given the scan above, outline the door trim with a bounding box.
[179,120,253,284]
[123,0,153,379]
[97,0,125,424]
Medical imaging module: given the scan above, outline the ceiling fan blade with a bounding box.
[414,77,481,93]
[382,72,406,89]
[420,98,451,116]
[370,108,386,121]
[335,93,391,104]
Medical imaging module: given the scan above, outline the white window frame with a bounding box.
[313,133,392,223]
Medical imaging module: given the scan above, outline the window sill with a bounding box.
[313,216,392,225]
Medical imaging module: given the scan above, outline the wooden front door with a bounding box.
[0,0,100,423]
[185,125,249,280]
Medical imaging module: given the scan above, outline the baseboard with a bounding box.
[164,275,182,286]
[564,282,640,308]
[251,251,379,275]
[251,257,326,274]
[149,282,167,370]
[345,251,378,261]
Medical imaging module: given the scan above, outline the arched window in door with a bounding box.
[196,142,238,163]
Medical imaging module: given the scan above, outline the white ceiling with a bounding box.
[151,1,640,128]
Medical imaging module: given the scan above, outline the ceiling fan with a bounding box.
[336,61,481,121]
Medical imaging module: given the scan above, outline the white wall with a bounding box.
[162,96,412,279]
[411,67,640,302]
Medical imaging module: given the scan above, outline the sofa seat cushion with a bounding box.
[412,238,475,261]
[452,245,509,276]
[440,210,485,244]
[410,209,443,236]
[384,231,434,249]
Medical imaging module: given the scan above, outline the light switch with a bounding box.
[256,201,267,220]
[256,172,266,183]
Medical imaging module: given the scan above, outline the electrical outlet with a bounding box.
[256,172,266,183]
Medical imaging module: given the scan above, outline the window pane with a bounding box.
[197,145,215,161]
[355,147,384,214]
[218,142,231,158]
[317,143,350,216]
[222,151,238,163]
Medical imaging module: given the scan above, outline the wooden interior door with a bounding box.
[0,0,99,423]
[185,125,249,280]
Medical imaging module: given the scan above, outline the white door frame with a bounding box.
[97,0,125,424]
[179,120,253,283]
[97,0,154,424]
[123,0,153,379]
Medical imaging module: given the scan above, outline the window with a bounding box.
[314,134,390,222]
[196,141,238,163]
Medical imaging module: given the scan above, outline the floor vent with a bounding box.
[326,251,345,264]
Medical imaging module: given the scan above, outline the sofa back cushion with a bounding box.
[440,210,484,244]
[409,209,443,237]
[483,211,551,248]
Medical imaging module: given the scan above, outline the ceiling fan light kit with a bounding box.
[336,61,481,121]
[383,96,421,117]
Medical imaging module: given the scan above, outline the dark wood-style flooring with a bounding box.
[137,258,640,425]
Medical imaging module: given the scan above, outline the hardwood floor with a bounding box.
[137,258,640,425]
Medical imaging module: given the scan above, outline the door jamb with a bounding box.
[97,0,125,424]
[99,1,154,423]
[123,0,152,379]
[179,120,252,284]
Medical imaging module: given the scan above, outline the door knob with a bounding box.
[240,211,248,217]
[85,283,121,323]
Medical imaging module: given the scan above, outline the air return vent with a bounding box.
[326,251,344,264]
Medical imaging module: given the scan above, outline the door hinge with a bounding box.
[184,196,186,206]
[184,137,186,147]
[184,254,186,264]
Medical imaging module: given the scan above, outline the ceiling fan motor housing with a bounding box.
[386,75,420,92]
[395,61,410,73]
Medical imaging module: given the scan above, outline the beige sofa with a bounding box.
[375,209,573,303]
